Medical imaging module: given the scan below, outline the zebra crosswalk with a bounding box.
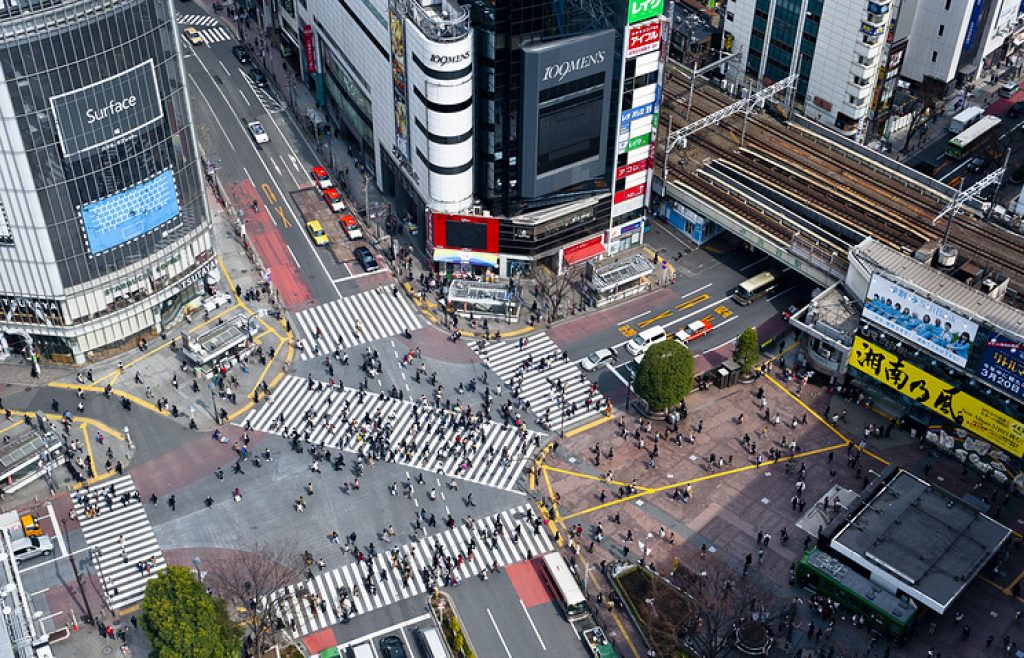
[175,13,221,26]
[266,503,553,637]
[293,286,424,359]
[472,332,605,430]
[198,27,233,43]
[72,475,166,610]
[240,375,538,490]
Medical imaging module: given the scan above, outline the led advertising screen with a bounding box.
[429,213,499,254]
[863,274,978,368]
[49,60,164,158]
[977,333,1024,398]
[80,169,179,253]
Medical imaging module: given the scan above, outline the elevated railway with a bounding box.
[657,67,1024,306]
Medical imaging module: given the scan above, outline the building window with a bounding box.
[938,25,944,37]
[931,51,938,63]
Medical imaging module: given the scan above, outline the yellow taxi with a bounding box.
[306,220,329,246]
[182,27,205,46]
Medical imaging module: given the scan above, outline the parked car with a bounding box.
[353,246,379,272]
[232,45,251,64]
[378,636,408,658]
[249,67,268,88]
[306,220,329,246]
[323,187,346,212]
[311,166,333,190]
[580,347,617,372]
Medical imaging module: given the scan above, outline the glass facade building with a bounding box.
[0,0,213,363]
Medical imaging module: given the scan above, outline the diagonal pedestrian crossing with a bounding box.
[265,503,554,637]
[175,13,222,26]
[72,475,166,610]
[240,375,538,491]
[293,286,424,360]
[471,332,605,430]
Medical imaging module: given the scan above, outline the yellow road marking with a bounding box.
[676,293,710,311]
[218,256,283,340]
[47,383,168,416]
[542,465,654,493]
[260,183,277,204]
[81,424,97,480]
[565,414,614,437]
[276,205,290,228]
[610,609,642,658]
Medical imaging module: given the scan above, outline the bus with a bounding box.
[796,548,918,643]
[541,552,590,621]
[945,114,1000,159]
[731,270,777,306]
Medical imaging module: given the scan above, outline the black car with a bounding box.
[1010,101,1024,119]
[232,45,250,64]
[378,636,407,658]
[249,67,268,88]
[966,156,987,174]
[353,246,380,272]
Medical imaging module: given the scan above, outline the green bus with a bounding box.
[945,114,1000,159]
[796,548,918,643]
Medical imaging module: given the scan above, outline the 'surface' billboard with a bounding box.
[977,333,1024,398]
[863,274,978,368]
[49,60,164,158]
[850,336,1024,457]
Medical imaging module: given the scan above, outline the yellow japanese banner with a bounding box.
[850,336,1024,457]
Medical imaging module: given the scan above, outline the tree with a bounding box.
[142,565,242,658]
[901,77,945,153]
[534,264,581,322]
[634,340,694,411]
[204,543,304,655]
[679,558,783,658]
[733,327,760,375]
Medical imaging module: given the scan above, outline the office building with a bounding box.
[0,0,214,364]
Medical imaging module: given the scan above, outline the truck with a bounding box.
[582,627,621,658]
[950,106,984,134]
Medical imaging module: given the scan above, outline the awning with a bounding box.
[564,241,605,266]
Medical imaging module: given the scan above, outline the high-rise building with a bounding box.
[298,0,670,277]
[725,0,894,140]
[0,0,214,364]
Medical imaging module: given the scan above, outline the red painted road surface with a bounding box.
[232,181,315,311]
[505,558,555,608]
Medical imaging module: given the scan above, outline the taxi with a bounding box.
[182,27,204,46]
[311,166,333,190]
[323,187,346,213]
[339,214,363,240]
[306,220,329,245]
[676,319,713,343]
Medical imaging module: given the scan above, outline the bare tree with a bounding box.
[534,264,581,322]
[901,77,946,153]
[204,543,304,655]
[678,558,783,658]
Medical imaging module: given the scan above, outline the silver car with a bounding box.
[247,121,269,144]
[580,347,617,372]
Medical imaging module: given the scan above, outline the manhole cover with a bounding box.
[102,647,113,655]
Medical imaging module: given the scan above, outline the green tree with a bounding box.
[734,327,761,375]
[142,565,242,658]
[634,340,694,411]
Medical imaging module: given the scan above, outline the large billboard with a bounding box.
[863,274,978,368]
[977,333,1024,399]
[850,336,1024,457]
[520,30,615,199]
[627,0,664,24]
[79,169,180,254]
[49,60,164,159]
[429,212,499,254]
[389,6,410,162]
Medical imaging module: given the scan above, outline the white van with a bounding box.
[347,642,374,658]
[416,627,449,658]
[625,325,667,356]
[11,535,53,563]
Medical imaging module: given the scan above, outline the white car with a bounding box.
[248,121,269,144]
[580,347,617,372]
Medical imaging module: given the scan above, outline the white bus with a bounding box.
[542,552,589,621]
[731,270,777,306]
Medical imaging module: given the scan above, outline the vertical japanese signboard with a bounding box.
[303,25,316,73]
[389,4,410,161]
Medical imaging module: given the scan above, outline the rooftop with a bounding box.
[853,239,1024,342]
[447,279,513,303]
[588,254,653,292]
[798,284,860,346]
[827,468,1011,613]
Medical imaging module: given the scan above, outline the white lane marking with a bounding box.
[337,613,431,649]
[487,608,514,658]
[289,154,303,174]
[768,285,795,302]
[679,283,713,298]
[45,502,67,558]
[286,245,301,269]
[187,73,231,144]
[218,60,232,78]
[520,600,547,651]
[740,255,770,272]
[617,310,650,325]
[605,362,629,386]
[331,267,391,284]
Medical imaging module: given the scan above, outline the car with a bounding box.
[311,165,333,190]
[1009,101,1024,119]
[580,347,617,372]
[322,187,346,212]
[378,635,408,658]
[999,82,1019,99]
[966,156,987,174]
[232,45,251,64]
[249,67,268,88]
[182,27,204,46]
[339,214,363,240]
[782,302,806,321]
[12,535,52,563]
[247,121,269,144]
[354,245,380,272]
[306,220,329,246]
[676,319,713,343]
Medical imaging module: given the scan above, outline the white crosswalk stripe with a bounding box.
[175,13,221,26]
[471,332,606,430]
[72,475,166,610]
[266,504,553,637]
[293,286,424,359]
[201,27,233,43]
[240,376,537,491]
